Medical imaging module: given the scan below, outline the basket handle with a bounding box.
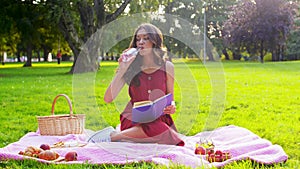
[51,94,73,116]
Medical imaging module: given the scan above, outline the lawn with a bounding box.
[0,60,299,168]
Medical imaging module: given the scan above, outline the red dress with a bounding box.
[120,63,184,146]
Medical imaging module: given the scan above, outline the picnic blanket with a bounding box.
[0,125,288,168]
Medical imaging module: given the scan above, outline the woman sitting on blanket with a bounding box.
[89,23,184,146]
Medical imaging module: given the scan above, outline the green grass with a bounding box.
[0,60,299,168]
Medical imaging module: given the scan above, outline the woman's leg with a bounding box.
[110,124,184,145]
[110,125,149,142]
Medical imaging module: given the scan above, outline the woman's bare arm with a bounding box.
[104,71,126,103]
[104,54,136,103]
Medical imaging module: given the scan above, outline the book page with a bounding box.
[133,100,152,108]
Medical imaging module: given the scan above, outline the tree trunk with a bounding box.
[279,45,283,61]
[232,51,241,60]
[260,40,264,63]
[43,46,49,62]
[74,34,101,73]
[183,47,187,58]
[222,49,230,60]
[58,9,84,73]
[78,0,95,42]
[271,49,277,61]
[0,52,3,65]
[207,47,215,61]
[23,43,32,67]
[16,50,21,62]
[37,50,41,62]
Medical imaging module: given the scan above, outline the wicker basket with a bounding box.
[37,94,85,136]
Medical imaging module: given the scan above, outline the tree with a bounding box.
[222,0,295,62]
[0,0,21,63]
[14,0,49,66]
[0,0,60,66]
[203,0,237,60]
[45,0,132,73]
[285,1,300,60]
[161,0,237,61]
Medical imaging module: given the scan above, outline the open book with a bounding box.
[132,93,173,123]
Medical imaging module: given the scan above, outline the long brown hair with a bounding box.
[123,23,167,86]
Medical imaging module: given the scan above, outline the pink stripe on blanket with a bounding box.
[0,125,288,168]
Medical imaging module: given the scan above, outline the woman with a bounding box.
[89,23,184,146]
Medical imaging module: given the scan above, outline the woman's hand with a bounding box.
[117,49,136,74]
[163,104,176,115]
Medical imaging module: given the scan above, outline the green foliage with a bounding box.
[286,9,300,58]
[0,61,300,168]
[223,0,295,61]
